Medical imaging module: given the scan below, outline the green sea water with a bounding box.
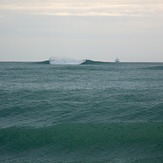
[0,62,163,162]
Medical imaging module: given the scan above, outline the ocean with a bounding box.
[0,61,163,162]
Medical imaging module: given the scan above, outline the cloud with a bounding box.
[0,0,163,17]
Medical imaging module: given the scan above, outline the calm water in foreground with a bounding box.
[0,62,163,162]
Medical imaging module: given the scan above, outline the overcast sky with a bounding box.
[0,0,163,62]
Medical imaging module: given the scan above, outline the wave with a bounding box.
[145,66,163,70]
[36,60,49,64]
[49,57,110,65]
[49,57,84,65]
[0,123,162,151]
[81,59,110,65]
[0,123,163,162]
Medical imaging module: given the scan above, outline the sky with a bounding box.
[0,0,163,62]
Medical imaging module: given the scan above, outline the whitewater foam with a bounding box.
[49,57,85,65]
[48,57,111,65]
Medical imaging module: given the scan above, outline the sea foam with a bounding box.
[49,57,110,65]
[49,57,85,65]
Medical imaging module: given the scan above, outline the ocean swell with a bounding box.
[1,123,163,151]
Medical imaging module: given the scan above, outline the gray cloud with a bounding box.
[0,0,163,17]
[0,0,163,62]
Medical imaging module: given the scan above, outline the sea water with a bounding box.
[0,62,163,162]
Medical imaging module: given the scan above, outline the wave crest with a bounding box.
[49,57,110,65]
[49,57,84,65]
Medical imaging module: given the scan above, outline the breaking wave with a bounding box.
[49,57,110,65]
[49,57,84,65]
